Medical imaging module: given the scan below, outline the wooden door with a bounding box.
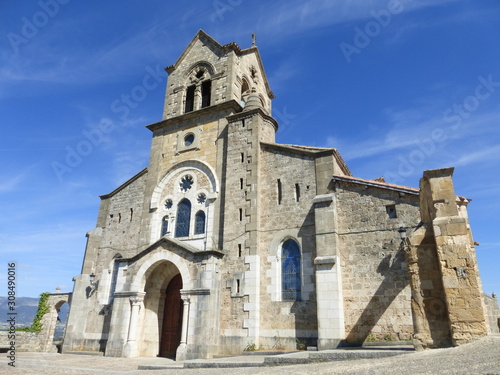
[159,274,183,358]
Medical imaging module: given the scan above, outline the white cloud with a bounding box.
[453,145,500,167]
[478,242,500,250]
[0,172,26,193]
[222,0,461,45]
[0,164,38,193]
[0,15,181,93]
[338,101,500,161]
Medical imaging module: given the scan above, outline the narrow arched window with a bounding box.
[160,216,169,237]
[201,80,211,108]
[175,199,191,237]
[108,256,122,304]
[241,79,250,107]
[281,239,301,301]
[194,211,206,235]
[185,85,195,113]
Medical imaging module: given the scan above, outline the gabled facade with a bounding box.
[63,30,489,360]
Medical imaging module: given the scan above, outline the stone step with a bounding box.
[241,350,297,356]
[136,348,412,370]
[63,351,104,356]
[138,364,184,370]
[183,361,265,368]
[309,349,411,362]
[263,351,311,366]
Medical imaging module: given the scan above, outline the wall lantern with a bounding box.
[398,226,407,240]
[89,273,98,289]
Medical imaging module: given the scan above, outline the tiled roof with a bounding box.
[332,174,420,195]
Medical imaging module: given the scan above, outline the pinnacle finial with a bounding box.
[252,33,256,47]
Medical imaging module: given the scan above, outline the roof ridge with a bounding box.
[282,143,335,151]
[332,174,419,194]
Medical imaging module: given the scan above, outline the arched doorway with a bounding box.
[53,301,69,352]
[159,273,183,358]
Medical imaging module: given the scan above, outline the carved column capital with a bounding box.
[129,292,145,306]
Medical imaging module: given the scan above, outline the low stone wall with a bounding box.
[483,293,500,334]
[1,292,71,354]
[0,331,57,352]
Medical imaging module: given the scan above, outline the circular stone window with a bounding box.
[164,199,173,209]
[179,175,194,192]
[184,133,195,147]
[197,193,207,204]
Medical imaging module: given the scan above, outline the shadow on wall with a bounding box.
[345,246,409,344]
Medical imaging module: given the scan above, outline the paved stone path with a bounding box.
[0,335,499,375]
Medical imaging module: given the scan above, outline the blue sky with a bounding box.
[0,0,499,298]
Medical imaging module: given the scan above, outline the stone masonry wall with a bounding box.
[483,293,500,334]
[154,115,220,179]
[420,168,488,346]
[218,109,279,352]
[258,147,319,348]
[218,114,254,352]
[335,182,420,343]
[100,172,147,258]
[415,243,452,346]
[69,173,147,351]
[0,331,43,352]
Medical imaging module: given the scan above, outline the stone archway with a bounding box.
[40,292,71,353]
[138,261,184,358]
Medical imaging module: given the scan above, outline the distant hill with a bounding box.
[0,296,69,331]
[0,296,39,327]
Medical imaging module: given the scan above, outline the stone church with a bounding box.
[62,30,492,360]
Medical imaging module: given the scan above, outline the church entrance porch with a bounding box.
[101,240,223,360]
[159,273,183,358]
[138,261,185,358]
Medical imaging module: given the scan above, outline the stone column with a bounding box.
[180,296,190,346]
[176,294,191,361]
[194,85,202,111]
[123,293,145,358]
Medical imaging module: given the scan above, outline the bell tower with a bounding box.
[140,30,277,251]
[161,30,275,120]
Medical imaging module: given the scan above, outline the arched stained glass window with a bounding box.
[194,211,206,235]
[281,239,301,301]
[175,199,191,238]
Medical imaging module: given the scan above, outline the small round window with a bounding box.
[184,134,195,147]
[165,199,173,209]
[179,175,194,192]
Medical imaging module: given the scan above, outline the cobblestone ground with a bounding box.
[0,335,499,375]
